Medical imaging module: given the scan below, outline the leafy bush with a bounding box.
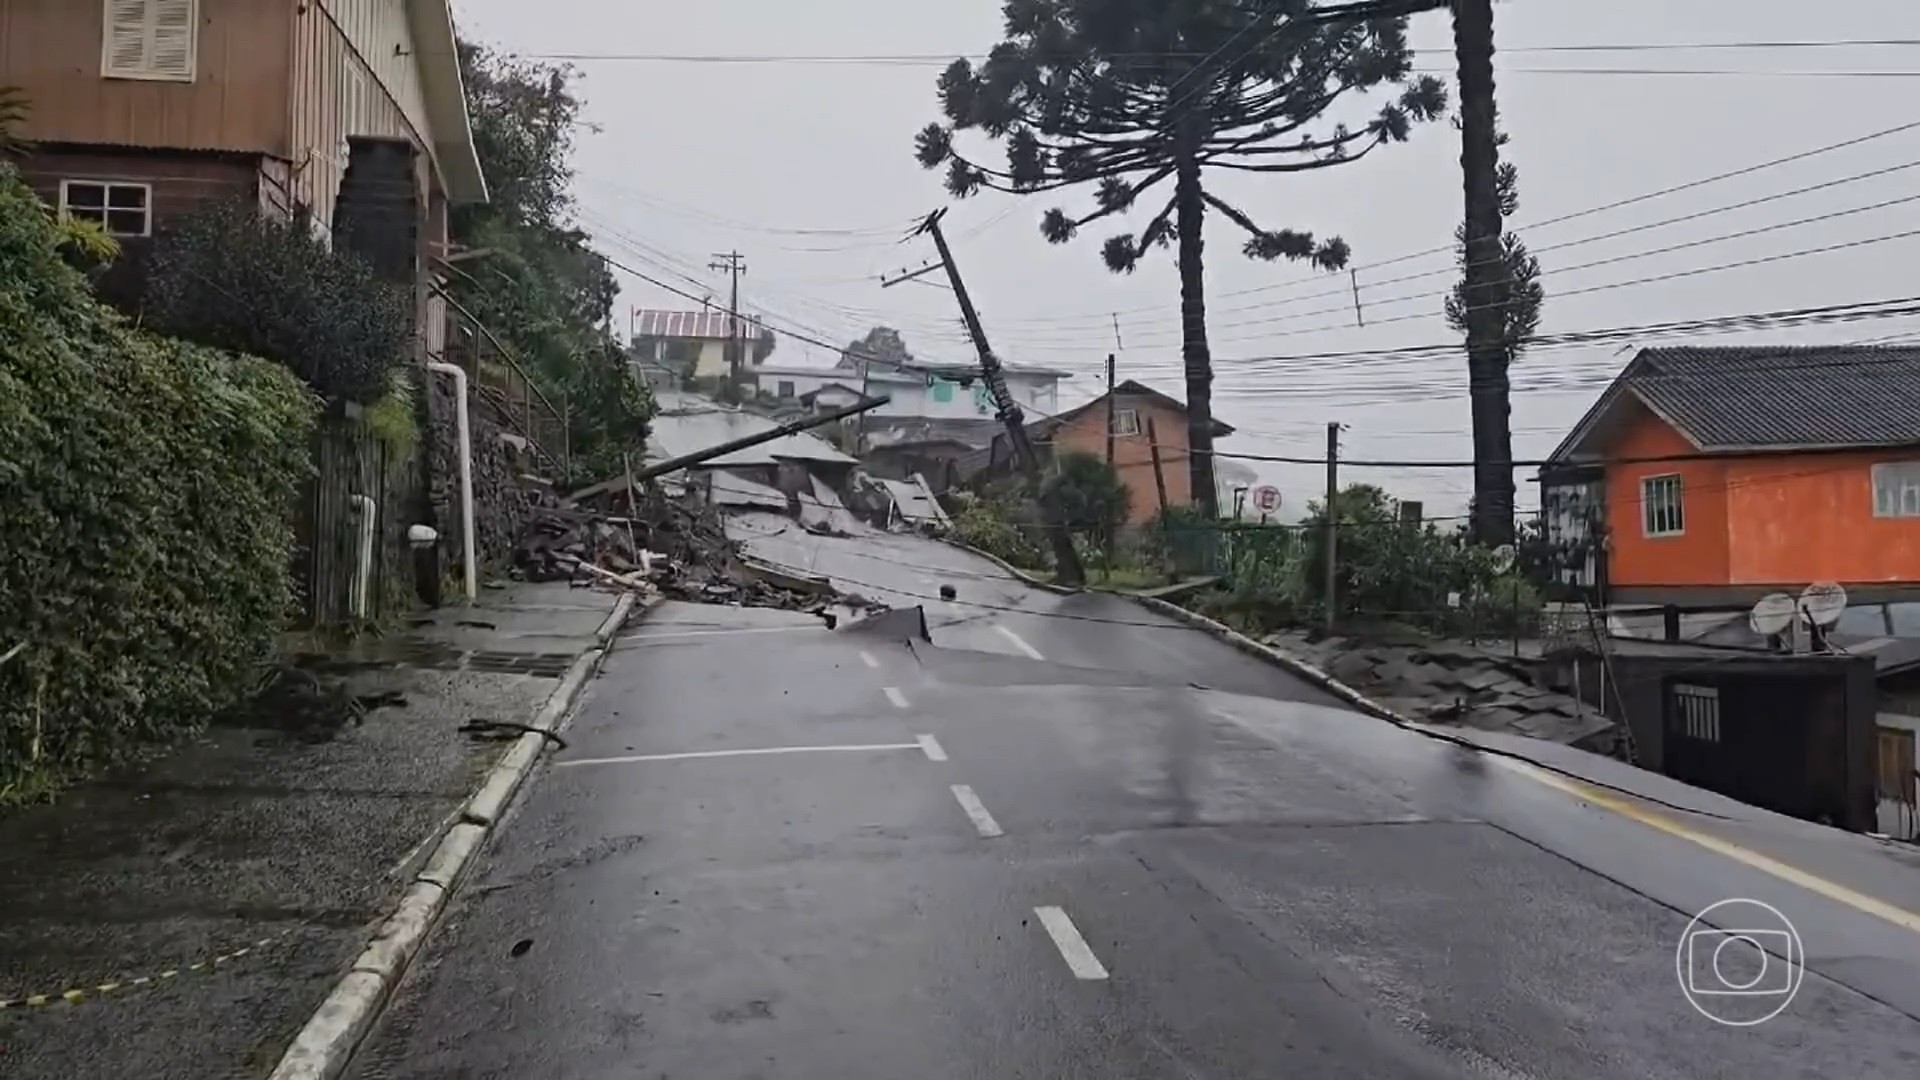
[0,165,318,800]
[948,490,1043,569]
[144,199,410,403]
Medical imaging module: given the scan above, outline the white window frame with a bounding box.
[58,179,154,238]
[1871,461,1920,519]
[1111,408,1141,437]
[1641,473,1684,537]
[776,380,796,400]
[101,0,200,83]
[1673,683,1720,742]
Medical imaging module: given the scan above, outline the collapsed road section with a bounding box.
[508,388,941,619]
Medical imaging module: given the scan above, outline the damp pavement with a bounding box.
[0,580,621,1080]
[349,528,1920,1079]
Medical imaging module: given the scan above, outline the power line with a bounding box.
[995,115,1920,331]
[1116,190,1920,344]
[517,40,1920,66]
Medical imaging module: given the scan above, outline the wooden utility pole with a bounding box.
[709,250,747,388]
[886,209,1085,586]
[1146,417,1170,516]
[1104,353,1117,465]
[1452,0,1516,545]
[1324,422,1340,633]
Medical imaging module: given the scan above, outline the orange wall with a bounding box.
[1726,452,1920,585]
[1051,396,1195,525]
[1606,409,1730,587]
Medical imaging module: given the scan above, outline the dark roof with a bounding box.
[1030,380,1235,440]
[1551,345,1920,461]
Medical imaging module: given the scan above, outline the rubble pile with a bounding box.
[511,483,873,616]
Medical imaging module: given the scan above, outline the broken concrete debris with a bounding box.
[517,484,883,617]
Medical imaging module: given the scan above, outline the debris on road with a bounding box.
[529,481,887,618]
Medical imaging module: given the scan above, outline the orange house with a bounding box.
[974,380,1234,525]
[1543,345,1920,606]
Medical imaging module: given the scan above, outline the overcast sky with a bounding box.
[456,0,1920,517]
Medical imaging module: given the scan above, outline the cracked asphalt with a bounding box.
[350,526,1920,1079]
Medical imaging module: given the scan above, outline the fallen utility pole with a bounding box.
[560,395,890,503]
[632,395,888,483]
[885,209,1085,587]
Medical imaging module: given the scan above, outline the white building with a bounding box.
[752,360,1067,431]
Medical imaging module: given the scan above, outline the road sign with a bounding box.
[1250,485,1281,514]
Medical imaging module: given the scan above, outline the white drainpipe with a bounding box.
[347,494,377,619]
[426,362,477,602]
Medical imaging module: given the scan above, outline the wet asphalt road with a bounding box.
[350,526,1920,1079]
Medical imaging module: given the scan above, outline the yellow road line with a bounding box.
[0,929,294,1010]
[1495,756,1920,934]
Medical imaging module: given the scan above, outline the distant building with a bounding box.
[967,380,1234,525]
[1540,344,1920,607]
[630,308,776,383]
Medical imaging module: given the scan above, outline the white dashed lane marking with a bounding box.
[860,650,880,668]
[917,734,948,762]
[1035,906,1109,980]
[883,686,910,709]
[949,784,1003,837]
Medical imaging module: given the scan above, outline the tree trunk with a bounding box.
[1453,0,1515,546]
[1173,142,1220,520]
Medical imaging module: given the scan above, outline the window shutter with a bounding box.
[101,0,196,80]
[149,0,196,79]
[103,0,149,75]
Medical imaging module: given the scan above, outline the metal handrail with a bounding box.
[430,282,567,422]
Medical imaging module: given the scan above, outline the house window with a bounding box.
[59,180,152,237]
[1111,408,1141,437]
[931,379,954,404]
[102,0,199,82]
[1871,461,1920,518]
[1672,684,1720,742]
[1641,473,1684,537]
[776,380,796,399]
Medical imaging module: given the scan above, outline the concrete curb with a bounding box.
[939,538,1082,595]
[267,589,655,1080]
[1126,594,1413,726]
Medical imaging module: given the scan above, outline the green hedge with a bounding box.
[0,165,318,800]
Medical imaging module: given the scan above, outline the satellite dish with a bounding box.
[1750,592,1797,637]
[1799,581,1849,627]
[1491,545,1517,573]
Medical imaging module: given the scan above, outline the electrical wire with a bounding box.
[998,115,1920,331]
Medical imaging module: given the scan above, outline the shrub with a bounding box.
[948,490,1043,569]
[144,199,410,403]
[0,165,318,800]
[1042,450,1129,548]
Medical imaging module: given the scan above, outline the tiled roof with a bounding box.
[1030,380,1235,439]
[1552,345,1920,460]
[1631,345,1920,449]
[632,309,769,341]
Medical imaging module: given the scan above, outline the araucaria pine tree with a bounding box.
[914,0,1448,516]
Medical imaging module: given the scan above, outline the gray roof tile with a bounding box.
[1626,345,1920,450]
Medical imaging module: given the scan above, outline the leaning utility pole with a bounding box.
[1104,353,1117,465]
[709,250,747,388]
[884,209,1085,586]
[1452,0,1516,545]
